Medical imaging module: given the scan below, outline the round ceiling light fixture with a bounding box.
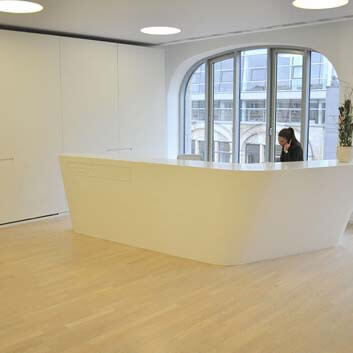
[140,26,181,35]
[0,0,43,13]
[293,0,349,9]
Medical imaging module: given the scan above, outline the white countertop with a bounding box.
[60,153,353,172]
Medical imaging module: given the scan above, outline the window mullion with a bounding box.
[302,50,311,160]
[233,51,241,163]
[206,60,213,161]
[268,48,277,162]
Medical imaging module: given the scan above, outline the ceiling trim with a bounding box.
[159,14,353,47]
[1,13,353,48]
[0,24,153,46]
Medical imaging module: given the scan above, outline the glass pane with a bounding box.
[308,52,339,160]
[275,53,303,161]
[184,63,206,160]
[212,58,234,163]
[240,49,268,163]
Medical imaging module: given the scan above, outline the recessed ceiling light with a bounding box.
[293,0,349,9]
[0,0,43,13]
[140,27,181,35]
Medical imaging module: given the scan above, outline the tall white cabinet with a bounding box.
[0,31,66,224]
[0,30,166,225]
[118,45,165,158]
[60,38,119,153]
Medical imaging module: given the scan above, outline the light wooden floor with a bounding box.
[1,216,353,353]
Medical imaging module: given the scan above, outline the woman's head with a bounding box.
[278,127,298,147]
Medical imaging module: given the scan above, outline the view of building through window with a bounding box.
[184,63,206,160]
[183,49,339,163]
[213,58,234,163]
[240,49,268,163]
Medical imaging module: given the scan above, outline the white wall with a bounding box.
[118,44,166,158]
[0,30,166,224]
[61,38,119,154]
[165,20,353,158]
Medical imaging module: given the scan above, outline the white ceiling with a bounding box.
[0,0,353,45]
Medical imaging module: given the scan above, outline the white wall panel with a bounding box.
[118,44,166,158]
[60,38,118,154]
[0,31,66,224]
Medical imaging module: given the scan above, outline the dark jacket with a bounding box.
[280,141,304,162]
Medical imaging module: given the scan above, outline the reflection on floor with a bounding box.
[1,216,353,353]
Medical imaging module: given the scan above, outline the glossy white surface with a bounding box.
[60,152,351,171]
[60,154,353,265]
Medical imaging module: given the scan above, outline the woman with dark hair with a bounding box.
[278,127,304,162]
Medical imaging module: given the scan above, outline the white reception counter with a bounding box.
[59,154,353,265]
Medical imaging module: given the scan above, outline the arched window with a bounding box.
[181,48,339,163]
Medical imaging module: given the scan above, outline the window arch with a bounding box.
[181,47,339,163]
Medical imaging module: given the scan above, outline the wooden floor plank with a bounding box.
[1,216,353,353]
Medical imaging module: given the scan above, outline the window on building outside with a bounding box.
[214,141,231,163]
[275,145,283,162]
[245,144,260,164]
